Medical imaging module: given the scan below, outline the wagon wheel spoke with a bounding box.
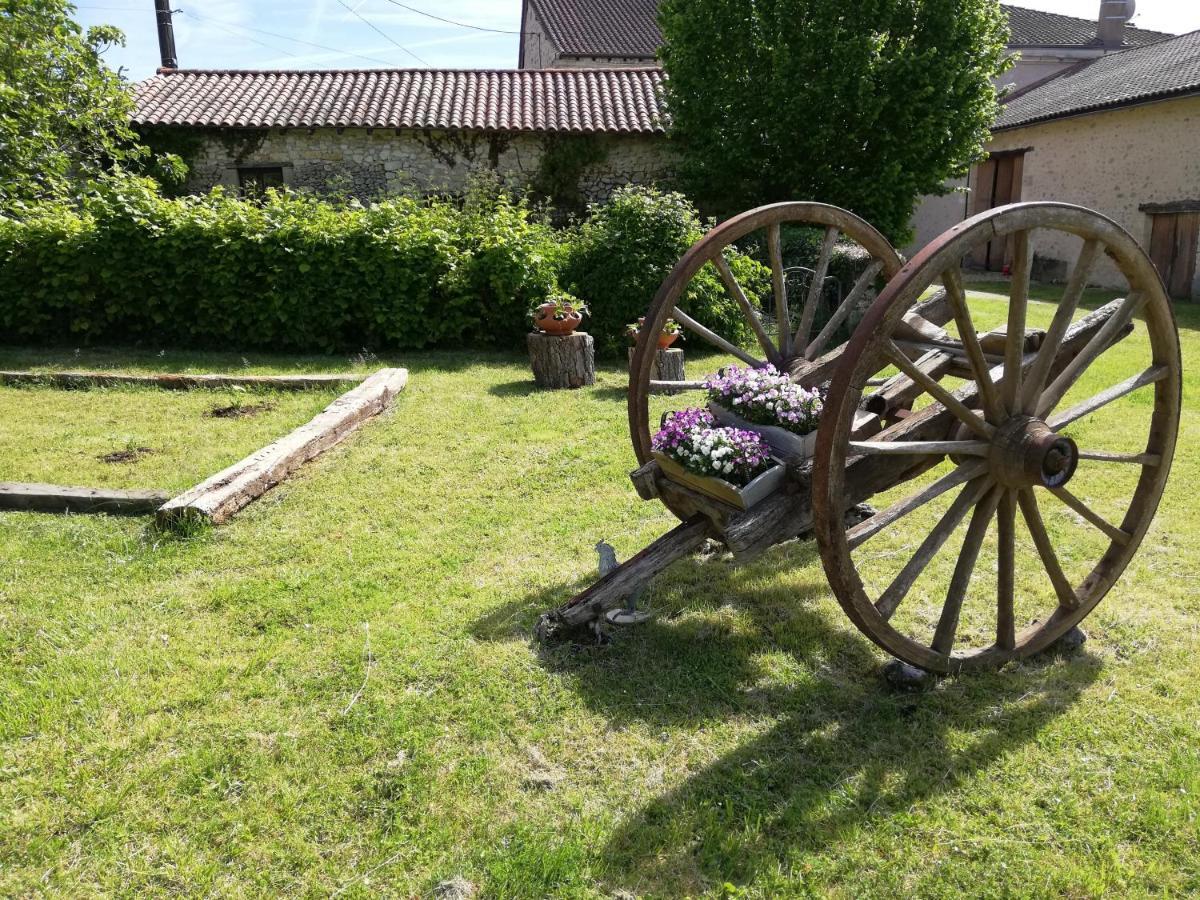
[671,307,766,369]
[942,268,1003,424]
[996,489,1017,650]
[767,223,791,357]
[1019,239,1102,415]
[816,203,1179,673]
[709,252,781,366]
[848,460,988,549]
[875,476,995,621]
[1002,231,1032,416]
[794,225,840,350]
[881,340,995,439]
[806,259,884,360]
[1016,488,1078,610]
[1035,292,1147,418]
[1078,449,1162,466]
[1048,485,1131,546]
[1048,365,1168,430]
[932,485,1002,655]
[848,440,990,457]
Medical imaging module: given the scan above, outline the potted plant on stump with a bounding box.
[527,292,595,389]
[625,318,686,386]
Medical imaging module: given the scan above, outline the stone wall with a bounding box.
[180,127,674,205]
[986,95,1200,297]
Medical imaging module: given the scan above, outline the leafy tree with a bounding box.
[0,0,149,205]
[658,0,1011,242]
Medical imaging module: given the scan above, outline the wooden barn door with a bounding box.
[967,151,1026,271]
[1148,211,1199,300]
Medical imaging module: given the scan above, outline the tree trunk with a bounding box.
[528,332,595,389]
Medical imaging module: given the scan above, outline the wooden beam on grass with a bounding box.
[0,482,169,516]
[156,368,408,528]
[0,370,367,392]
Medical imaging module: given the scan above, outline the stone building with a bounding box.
[133,0,1192,297]
[519,0,661,70]
[133,68,672,205]
[963,28,1200,300]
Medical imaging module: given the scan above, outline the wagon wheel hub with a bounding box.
[989,416,1079,489]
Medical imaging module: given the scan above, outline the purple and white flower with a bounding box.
[703,364,823,435]
[652,408,773,486]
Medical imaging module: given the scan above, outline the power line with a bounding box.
[374,0,522,34]
[72,3,522,67]
[186,13,301,59]
[333,0,430,67]
[176,9,409,68]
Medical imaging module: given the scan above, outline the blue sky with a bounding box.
[74,1,1200,81]
[73,0,525,78]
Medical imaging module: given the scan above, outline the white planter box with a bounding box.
[707,402,817,462]
[652,451,786,510]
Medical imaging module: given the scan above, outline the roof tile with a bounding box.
[525,1,1171,61]
[132,67,667,134]
[997,28,1200,129]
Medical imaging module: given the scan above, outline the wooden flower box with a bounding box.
[707,402,817,462]
[652,451,786,510]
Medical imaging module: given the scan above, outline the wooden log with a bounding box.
[721,486,814,560]
[630,461,662,500]
[656,348,686,383]
[0,370,365,391]
[0,482,169,516]
[156,368,408,528]
[628,347,686,383]
[538,515,713,635]
[528,332,595,390]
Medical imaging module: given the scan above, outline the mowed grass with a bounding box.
[1,292,1198,898]
[0,385,341,492]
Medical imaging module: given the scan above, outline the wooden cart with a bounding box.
[538,202,1181,674]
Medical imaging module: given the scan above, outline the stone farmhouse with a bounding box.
[133,1,1199,297]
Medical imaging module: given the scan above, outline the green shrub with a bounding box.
[561,186,768,356]
[0,178,766,355]
[0,174,563,352]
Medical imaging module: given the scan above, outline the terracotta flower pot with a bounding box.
[534,302,583,336]
[658,332,679,350]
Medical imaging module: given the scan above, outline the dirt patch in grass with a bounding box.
[208,402,276,419]
[99,446,154,464]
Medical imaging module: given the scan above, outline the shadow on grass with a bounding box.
[486,379,541,398]
[476,540,1101,892]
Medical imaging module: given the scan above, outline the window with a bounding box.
[237,166,285,197]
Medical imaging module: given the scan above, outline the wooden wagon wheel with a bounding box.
[813,203,1182,674]
[629,202,904,483]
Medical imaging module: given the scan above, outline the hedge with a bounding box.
[0,177,765,355]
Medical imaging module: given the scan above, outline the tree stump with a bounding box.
[629,347,686,394]
[656,348,685,383]
[528,332,595,390]
[628,347,686,380]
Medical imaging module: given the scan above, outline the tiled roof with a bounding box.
[132,68,666,133]
[523,0,1171,62]
[529,0,661,59]
[1004,3,1171,47]
[997,28,1200,129]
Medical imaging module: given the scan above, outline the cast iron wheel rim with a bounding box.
[813,202,1182,674]
[628,202,903,522]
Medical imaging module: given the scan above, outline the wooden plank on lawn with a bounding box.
[0,482,169,516]
[0,371,366,391]
[156,368,408,528]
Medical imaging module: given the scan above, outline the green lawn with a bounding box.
[0,293,1197,897]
